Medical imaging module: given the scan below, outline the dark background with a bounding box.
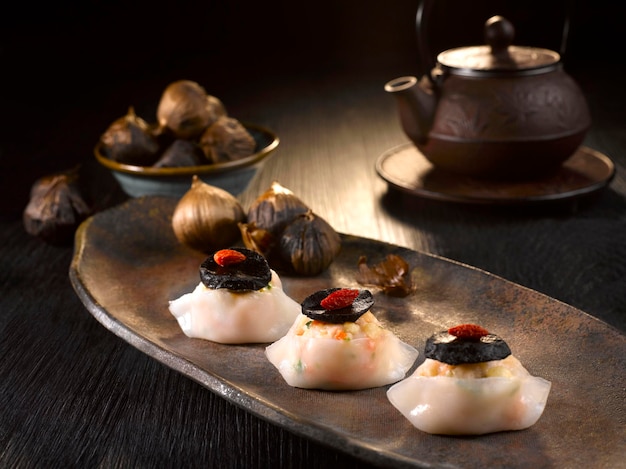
[1,3,624,467]
[0,0,620,218]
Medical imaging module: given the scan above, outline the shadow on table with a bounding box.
[379,184,626,222]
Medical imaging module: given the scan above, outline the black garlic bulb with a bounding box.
[153,140,208,168]
[156,80,226,140]
[23,168,92,245]
[171,175,245,253]
[246,181,309,238]
[242,181,342,275]
[278,210,341,276]
[99,107,160,166]
[199,116,256,163]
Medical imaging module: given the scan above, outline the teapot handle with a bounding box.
[415,0,573,80]
[415,0,435,81]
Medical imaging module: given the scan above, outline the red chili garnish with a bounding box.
[320,289,360,310]
[448,324,490,340]
[214,249,247,267]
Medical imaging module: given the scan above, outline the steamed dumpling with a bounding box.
[168,248,301,344]
[169,270,300,344]
[387,324,551,435]
[265,288,418,390]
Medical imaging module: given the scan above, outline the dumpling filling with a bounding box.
[266,310,418,390]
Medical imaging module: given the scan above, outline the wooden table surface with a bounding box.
[1,1,625,467]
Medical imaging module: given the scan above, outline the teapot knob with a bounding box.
[484,16,515,56]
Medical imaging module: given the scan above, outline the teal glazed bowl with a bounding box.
[95,123,279,198]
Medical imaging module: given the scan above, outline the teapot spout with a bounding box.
[384,76,436,146]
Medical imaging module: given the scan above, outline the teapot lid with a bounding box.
[436,16,560,76]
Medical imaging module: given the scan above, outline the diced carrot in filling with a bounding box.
[293,311,384,341]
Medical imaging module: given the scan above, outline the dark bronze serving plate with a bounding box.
[376,144,615,205]
[69,196,626,469]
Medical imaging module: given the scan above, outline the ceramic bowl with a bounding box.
[95,123,279,197]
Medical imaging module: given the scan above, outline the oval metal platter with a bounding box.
[69,195,626,469]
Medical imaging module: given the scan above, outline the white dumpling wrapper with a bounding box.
[266,313,418,390]
[387,356,551,435]
[168,270,301,344]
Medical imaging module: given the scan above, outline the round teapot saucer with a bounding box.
[376,144,615,205]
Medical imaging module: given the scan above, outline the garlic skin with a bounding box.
[278,210,341,276]
[172,175,245,253]
[238,221,275,258]
[356,254,415,297]
[157,80,226,140]
[100,107,160,165]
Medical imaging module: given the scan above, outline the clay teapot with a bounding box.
[385,15,591,179]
